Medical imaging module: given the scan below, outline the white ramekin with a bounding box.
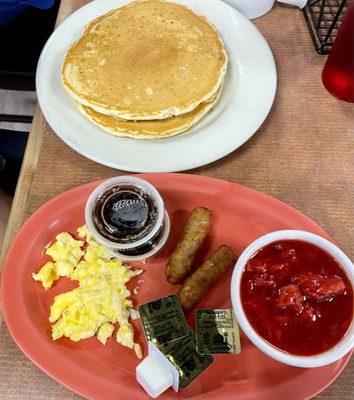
[231,230,354,368]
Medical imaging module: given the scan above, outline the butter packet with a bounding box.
[160,327,214,389]
[196,309,241,355]
[139,294,189,345]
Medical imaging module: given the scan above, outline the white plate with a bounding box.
[36,0,277,172]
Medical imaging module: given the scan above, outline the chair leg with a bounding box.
[0,114,33,123]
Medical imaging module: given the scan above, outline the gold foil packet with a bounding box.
[139,294,189,345]
[160,327,214,389]
[195,309,241,354]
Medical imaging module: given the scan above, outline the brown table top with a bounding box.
[0,1,353,399]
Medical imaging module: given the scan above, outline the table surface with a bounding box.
[0,1,353,399]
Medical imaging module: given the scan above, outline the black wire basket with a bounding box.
[303,0,349,54]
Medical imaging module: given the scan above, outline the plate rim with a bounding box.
[1,173,351,400]
[35,0,277,173]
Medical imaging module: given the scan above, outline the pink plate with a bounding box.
[1,173,351,400]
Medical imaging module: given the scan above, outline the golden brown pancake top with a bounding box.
[62,0,227,120]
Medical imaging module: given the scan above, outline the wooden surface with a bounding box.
[0,1,353,399]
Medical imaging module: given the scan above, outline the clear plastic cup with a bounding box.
[85,176,170,260]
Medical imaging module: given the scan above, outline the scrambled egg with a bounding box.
[32,261,58,290]
[32,226,143,358]
[32,232,84,288]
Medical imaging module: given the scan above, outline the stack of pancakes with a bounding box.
[61,0,228,139]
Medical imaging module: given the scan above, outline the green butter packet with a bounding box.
[196,309,241,355]
[160,327,214,389]
[138,294,189,345]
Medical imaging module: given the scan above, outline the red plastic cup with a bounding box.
[322,0,354,102]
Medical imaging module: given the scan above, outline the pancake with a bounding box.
[62,0,227,120]
[75,88,221,139]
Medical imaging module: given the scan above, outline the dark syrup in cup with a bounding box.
[86,177,169,259]
[94,186,157,243]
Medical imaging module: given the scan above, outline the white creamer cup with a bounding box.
[223,0,276,19]
[231,230,354,368]
[278,0,308,9]
[85,176,170,260]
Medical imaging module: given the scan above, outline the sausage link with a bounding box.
[165,207,211,284]
[178,245,235,312]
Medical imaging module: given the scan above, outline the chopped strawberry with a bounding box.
[293,272,346,302]
[276,314,292,328]
[246,279,254,293]
[274,243,284,251]
[292,272,323,295]
[316,278,346,301]
[269,262,292,283]
[298,304,321,325]
[276,284,303,311]
[281,248,297,262]
[269,263,287,273]
[246,258,268,274]
[253,273,276,288]
[293,272,322,286]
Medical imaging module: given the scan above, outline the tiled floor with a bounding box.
[0,89,37,251]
